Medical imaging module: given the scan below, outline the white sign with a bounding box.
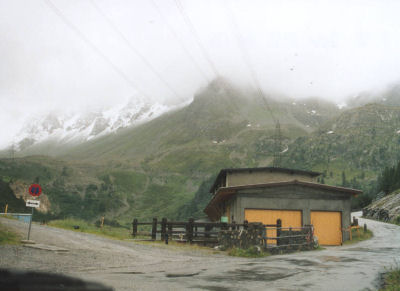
[26,200,40,208]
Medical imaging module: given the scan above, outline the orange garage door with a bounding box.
[245,209,302,244]
[310,211,342,246]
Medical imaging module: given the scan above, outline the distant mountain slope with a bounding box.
[0,79,343,224]
[348,83,400,108]
[62,79,341,165]
[282,103,400,188]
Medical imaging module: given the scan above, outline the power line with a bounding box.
[224,1,277,123]
[174,0,220,78]
[149,0,210,84]
[43,0,150,100]
[173,0,241,113]
[89,0,184,102]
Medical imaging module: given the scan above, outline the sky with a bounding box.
[1,0,400,147]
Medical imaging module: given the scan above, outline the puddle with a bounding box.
[281,259,320,266]
[166,272,200,278]
[342,247,373,252]
[207,268,299,282]
[112,271,144,274]
[342,247,398,254]
[320,256,360,263]
[190,286,233,291]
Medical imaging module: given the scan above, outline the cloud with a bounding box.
[1,0,400,146]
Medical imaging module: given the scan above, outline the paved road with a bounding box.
[1,213,399,291]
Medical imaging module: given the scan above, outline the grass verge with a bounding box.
[381,267,400,291]
[48,219,132,240]
[0,222,21,245]
[228,246,270,258]
[343,228,373,245]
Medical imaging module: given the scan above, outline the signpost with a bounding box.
[28,184,42,197]
[26,184,42,241]
[26,200,40,208]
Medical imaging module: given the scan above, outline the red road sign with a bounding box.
[28,184,42,197]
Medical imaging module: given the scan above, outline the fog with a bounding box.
[2,0,400,145]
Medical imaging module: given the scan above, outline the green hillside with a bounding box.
[0,79,343,224]
[280,103,400,207]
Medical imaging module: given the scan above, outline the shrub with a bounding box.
[394,216,400,226]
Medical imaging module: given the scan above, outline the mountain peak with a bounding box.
[6,98,176,153]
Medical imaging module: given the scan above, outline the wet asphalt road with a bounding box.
[1,212,399,291]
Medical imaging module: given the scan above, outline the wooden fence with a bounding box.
[132,217,314,250]
[132,218,259,245]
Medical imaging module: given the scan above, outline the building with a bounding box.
[204,167,362,245]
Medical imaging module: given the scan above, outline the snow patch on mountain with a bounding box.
[11,98,190,151]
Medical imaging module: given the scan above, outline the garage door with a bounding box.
[245,209,302,244]
[310,211,342,246]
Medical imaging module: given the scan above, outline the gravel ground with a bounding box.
[1,212,400,291]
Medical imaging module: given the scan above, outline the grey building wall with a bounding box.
[226,184,352,241]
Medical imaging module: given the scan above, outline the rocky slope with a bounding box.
[363,191,400,223]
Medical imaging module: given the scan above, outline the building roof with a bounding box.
[209,167,321,193]
[204,180,362,220]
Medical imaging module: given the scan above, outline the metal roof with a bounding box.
[209,167,321,193]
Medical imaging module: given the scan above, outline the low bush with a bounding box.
[394,216,400,226]
[381,266,400,291]
[343,228,373,245]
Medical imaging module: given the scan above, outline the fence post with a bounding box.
[364,223,367,232]
[231,221,236,231]
[151,218,157,240]
[132,218,138,237]
[205,224,211,239]
[244,220,248,230]
[262,225,267,249]
[168,222,173,241]
[276,219,282,246]
[289,227,292,249]
[161,218,167,241]
[187,218,194,244]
